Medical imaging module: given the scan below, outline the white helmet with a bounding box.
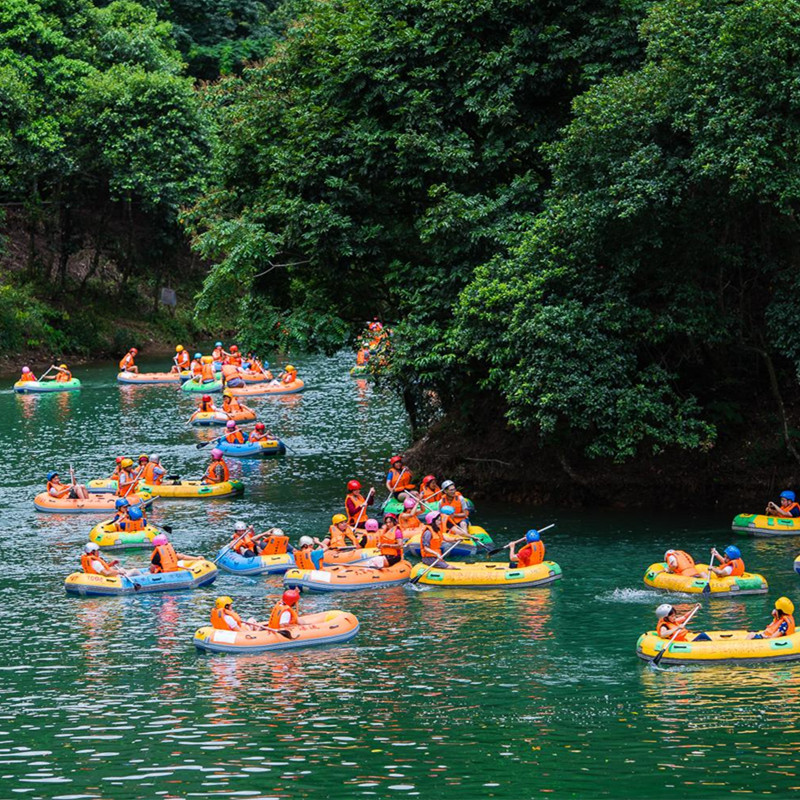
[298,535,314,547]
[84,542,100,553]
[656,604,674,619]
[441,480,455,490]
[663,550,674,562]
[149,454,160,463]
[272,528,284,537]
[234,521,247,531]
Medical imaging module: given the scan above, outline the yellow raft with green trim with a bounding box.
[409,560,562,589]
[643,562,768,596]
[732,513,800,537]
[87,478,244,498]
[89,520,159,549]
[636,630,800,665]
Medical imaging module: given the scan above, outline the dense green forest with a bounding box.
[3,0,800,502]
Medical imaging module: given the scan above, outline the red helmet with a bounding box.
[255,422,265,431]
[115,456,122,464]
[230,345,238,352]
[202,394,211,402]
[389,455,402,465]
[347,480,361,491]
[282,588,300,606]
[422,474,436,485]
[130,347,138,355]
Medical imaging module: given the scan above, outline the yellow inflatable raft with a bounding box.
[87,479,244,499]
[409,560,563,589]
[89,520,159,549]
[643,562,768,596]
[732,513,800,537]
[636,630,800,665]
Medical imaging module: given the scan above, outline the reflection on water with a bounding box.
[1,353,800,797]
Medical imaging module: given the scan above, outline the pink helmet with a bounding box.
[21,366,30,374]
[211,448,223,459]
[365,519,379,532]
[226,420,236,429]
[152,534,168,546]
[425,511,440,525]
[403,497,417,510]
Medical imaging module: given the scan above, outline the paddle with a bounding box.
[651,603,701,668]
[409,538,462,586]
[213,525,256,564]
[406,489,488,553]
[487,524,556,556]
[702,549,717,595]
[381,465,409,510]
[38,364,56,382]
[352,488,376,530]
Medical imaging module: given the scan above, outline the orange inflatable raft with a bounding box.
[34,492,151,514]
[284,560,412,592]
[229,379,305,397]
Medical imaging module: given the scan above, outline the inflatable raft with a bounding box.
[229,379,305,397]
[89,520,159,549]
[383,496,475,518]
[240,371,272,384]
[732,513,800,537]
[87,479,244,499]
[193,610,359,654]
[284,560,412,592]
[14,378,81,393]
[34,492,151,514]
[116,371,181,384]
[410,560,562,589]
[643,562,768,596]
[216,548,295,575]
[182,378,223,393]
[636,630,800,665]
[322,547,381,565]
[403,525,492,558]
[216,439,286,458]
[65,558,217,596]
[188,409,256,426]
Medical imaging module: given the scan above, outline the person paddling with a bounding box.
[210,596,264,631]
[202,449,230,484]
[249,422,275,442]
[708,545,745,578]
[766,491,800,518]
[268,589,300,629]
[325,514,361,549]
[748,597,796,639]
[509,530,546,568]
[385,455,415,499]
[140,455,166,485]
[224,420,246,444]
[172,345,190,373]
[345,480,374,528]
[419,511,454,569]
[54,363,72,382]
[292,536,326,570]
[81,542,139,578]
[149,534,190,574]
[656,604,710,641]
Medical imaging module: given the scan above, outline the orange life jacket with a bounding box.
[282,372,295,384]
[212,347,224,361]
[443,492,467,519]
[140,462,163,485]
[227,354,243,367]
[657,618,688,641]
[20,372,36,382]
[260,535,289,555]
[421,525,443,558]
[221,364,239,381]
[516,540,545,567]
[222,397,243,413]
[387,467,415,492]
[200,399,215,412]
[55,370,71,382]
[81,553,112,575]
[293,548,317,570]
[764,613,796,637]
[211,607,243,630]
[120,518,145,531]
[328,524,359,549]
[205,460,229,484]
[233,532,256,554]
[119,353,135,370]
[718,557,745,577]
[47,479,71,498]
[665,550,697,576]
[356,349,368,365]
[268,602,298,629]
[782,502,800,516]
[151,543,179,573]
[201,362,215,381]
[191,360,202,375]
[176,351,190,369]
[345,493,369,526]
[225,430,246,444]
[379,528,403,558]
[398,512,420,531]
[249,431,270,442]
[116,469,137,497]
[421,485,440,502]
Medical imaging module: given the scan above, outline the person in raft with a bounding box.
[270,364,298,386]
[18,366,37,383]
[140,454,166,485]
[224,420,246,444]
[509,530,546,568]
[149,534,191,573]
[291,536,326,570]
[345,479,374,528]
[419,510,454,569]
[54,364,72,382]
[119,347,138,373]
[440,480,469,523]
[656,604,710,641]
[249,422,275,442]
[202,449,230,484]
[212,342,224,363]
[171,345,190,373]
[747,597,796,639]
[210,596,263,631]
[81,542,140,578]
[708,545,745,578]
[220,361,245,388]
[268,588,300,630]
[385,454,415,499]
[663,549,702,577]
[230,521,292,557]
[198,393,216,413]
[324,514,361,549]
[47,470,90,500]
[116,457,140,496]
[221,390,246,415]
[190,353,203,377]
[112,500,147,531]
[766,490,800,518]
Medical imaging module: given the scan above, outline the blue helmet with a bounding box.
[115,498,130,509]
[526,529,540,543]
[781,491,796,502]
[440,505,455,516]
[129,507,143,521]
[724,545,741,560]
[215,341,223,347]
[194,352,202,359]
[46,470,57,481]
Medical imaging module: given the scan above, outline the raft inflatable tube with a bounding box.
[240,371,272,384]
[34,492,151,514]
[89,520,159,549]
[193,610,359,654]
[383,496,475,519]
[410,560,562,589]
[14,378,81,394]
[188,409,256,426]
[321,547,381,565]
[215,548,294,575]
[116,371,181,384]
[65,558,217,596]
[284,560,412,592]
[181,378,223,393]
[403,525,492,558]
[636,629,800,665]
[216,439,286,458]
[643,562,768,596]
[732,513,800,537]
[229,379,305,397]
[87,479,244,499]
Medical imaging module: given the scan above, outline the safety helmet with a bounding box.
[222,389,232,398]
[425,511,440,525]
[211,448,223,459]
[130,348,138,354]
[663,550,675,562]
[21,366,30,373]
[347,480,361,492]
[215,596,233,608]
[255,422,265,431]
[176,345,184,352]
[282,588,300,605]
[215,341,223,347]
[230,345,239,352]
[384,513,398,522]
[299,535,314,547]
[234,521,247,531]
[723,545,741,560]
[440,505,455,516]
[84,542,100,553]
[129,507,143,521]
[202,394,211,402]
[776,597,795,615]
[526,530,540,543]
[46,470,57,481]
[422,474,436,485]
[138,454,148,462]
[121,458,133,468]
[59,363,68,370]
[152,534,168,546]
[202,355,213,363]
[194,352,202,359]
[441,480,455,491]
[286,364,296,372]
[332,513,347,525]
[403,497,417,510]
[115,498,129,509]
[226,420,237,430]
[115,457,122,464]
[389,455,402,465]
[365,519,379,532]
[781,491,797,502]
[149,455,160,463]
[656,604,674,619]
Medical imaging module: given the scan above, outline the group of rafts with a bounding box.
[636,490,800,666]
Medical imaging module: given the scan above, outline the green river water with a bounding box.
[2,352,800,799]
